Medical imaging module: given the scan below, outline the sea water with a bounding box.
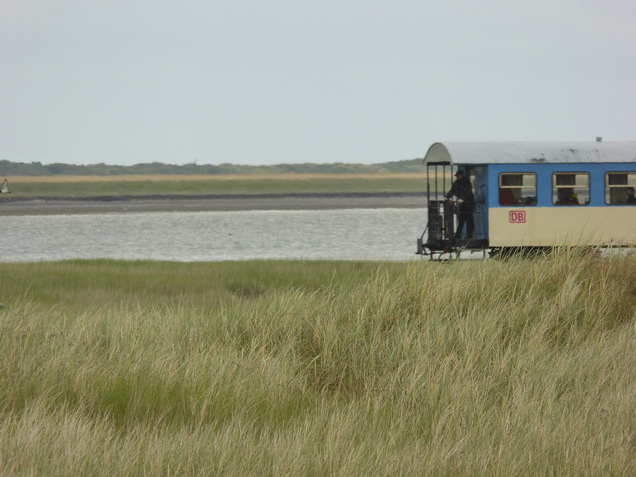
[0,208,428,262]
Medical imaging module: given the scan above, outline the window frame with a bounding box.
[605,171,636,205]
[498,172,537,207]
[552,172,590,206]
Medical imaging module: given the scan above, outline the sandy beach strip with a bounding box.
[0,192,425,216]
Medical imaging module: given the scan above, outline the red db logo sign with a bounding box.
[509,211,526,223]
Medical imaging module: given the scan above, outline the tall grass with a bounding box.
[0,254,634,475]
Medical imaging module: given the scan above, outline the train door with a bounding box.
[468,165,488,239]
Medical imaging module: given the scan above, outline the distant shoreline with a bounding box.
[0,192,426,216]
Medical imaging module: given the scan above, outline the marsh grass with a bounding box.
[5,173,426,197]
[0,254,634,475]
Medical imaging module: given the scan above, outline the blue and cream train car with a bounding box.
[416,141,636,258]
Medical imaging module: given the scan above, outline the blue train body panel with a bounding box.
[454,162,636,247]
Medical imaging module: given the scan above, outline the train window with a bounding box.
[499,173,536,206]
[553,173,589,206]
[605,172,636,205]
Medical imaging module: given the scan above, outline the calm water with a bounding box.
[0,208,427,262]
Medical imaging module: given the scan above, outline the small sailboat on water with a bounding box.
[1,178,10,194]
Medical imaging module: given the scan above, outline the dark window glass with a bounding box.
[499,173,536,206]
[606,172,636,205]
[553,173,589,206]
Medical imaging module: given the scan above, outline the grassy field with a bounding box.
[4,173,427,197]
[0,254,634,475]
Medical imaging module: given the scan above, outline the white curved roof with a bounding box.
[423,141,636,165]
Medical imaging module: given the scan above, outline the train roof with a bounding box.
[423,141,636,165]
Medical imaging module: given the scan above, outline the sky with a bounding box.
[1,0,635,166]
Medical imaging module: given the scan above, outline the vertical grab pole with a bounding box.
[426,163,429,203]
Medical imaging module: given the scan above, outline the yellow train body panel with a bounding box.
[488,207,636,247]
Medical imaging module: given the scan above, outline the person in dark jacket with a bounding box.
[626,187,636,204]
[445,170,475,239]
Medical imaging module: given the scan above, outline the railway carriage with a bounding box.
[416,141,636,259]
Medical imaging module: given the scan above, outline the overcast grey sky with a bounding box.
[1,0,635,166]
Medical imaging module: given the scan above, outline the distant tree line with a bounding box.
[0,158,424,176]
